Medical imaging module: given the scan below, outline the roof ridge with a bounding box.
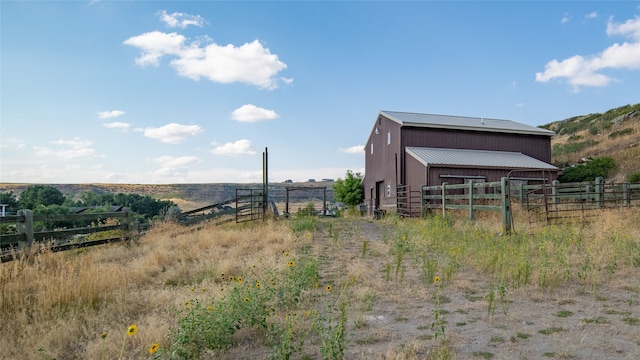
[381,110,512,122]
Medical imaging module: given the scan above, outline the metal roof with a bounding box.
[380,111,555,137]
[406,147,558,170]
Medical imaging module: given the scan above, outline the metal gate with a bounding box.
[235,189,265,223]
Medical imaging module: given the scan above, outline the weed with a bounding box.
[580,316,609,324]
[431,276,446,340]
[555,310,574,318]
[538,327,565,335]
[472,351,494,359]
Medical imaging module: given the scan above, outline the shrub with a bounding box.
[559,157,616,183]
[626,173,640,183]
[608,128,634,139]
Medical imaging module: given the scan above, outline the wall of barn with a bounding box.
[399,126,552,169]
[364,116,403,213]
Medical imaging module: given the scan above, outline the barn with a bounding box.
[363,111,558,215]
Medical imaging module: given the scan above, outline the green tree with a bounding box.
[559,157,616,183]
[333,170,364,208]
[18,185,66,209]
[0,191,19,212]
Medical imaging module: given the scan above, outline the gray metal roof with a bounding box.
[406,147,558,170]
[380,111,555,136]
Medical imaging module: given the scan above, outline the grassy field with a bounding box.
[2,207,639,359]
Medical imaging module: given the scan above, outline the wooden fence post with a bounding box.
[501,178,511,235]
[551,180,559,205]
[623,183,631,207]
[16,209,33,249]
[441,182,448,217]
[595,177,603,208]
[468,180,475,221]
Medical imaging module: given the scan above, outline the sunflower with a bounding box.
[237,276,243,284]
[149,343,159,354]
[288,261,295,267]
[244,297,250,303]
[126,324,137,337]
[100,331,108,339]
[255,281,261,289]
[433,276,441,285]
[325,285,332,292]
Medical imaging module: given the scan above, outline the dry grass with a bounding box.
[551,117,640,180]
[0,220,302,360]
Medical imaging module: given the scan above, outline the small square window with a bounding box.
[387,184,391,197]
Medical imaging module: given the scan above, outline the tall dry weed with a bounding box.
[0,219,302,360]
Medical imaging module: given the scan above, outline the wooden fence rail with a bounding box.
[422,178,512,234]
[0,210,135,260]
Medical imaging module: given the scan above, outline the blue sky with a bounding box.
[2,1,639,184]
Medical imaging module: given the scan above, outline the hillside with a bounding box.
[0,181,336,211]
[541,103,640,182]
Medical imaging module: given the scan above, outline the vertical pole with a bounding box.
[263,147,268,215]
[441,182,448,218]
[552,180,559,204]
[468,180,475,221]
[323,187,327,216]
[623,183,630,207]
[501,178,512,235]
[595,176,603,208]
[17,209,33,249]
[285,188,290,215]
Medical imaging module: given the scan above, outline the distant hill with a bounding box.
[541,103,640,182]
[0,181,336,211]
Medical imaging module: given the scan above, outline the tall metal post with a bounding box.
[263,147,268,214]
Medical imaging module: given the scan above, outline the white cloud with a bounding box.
[153,155,200,176]
[585,12,598,20]
[211,139,256,155]
[98,110,125,119]
[103,122,131,130]
[535,16,640,91]
[124,30,289,89]
[0,137,26,149]
[607,15,640,40]
[157,10,204,29]
[143,123,203,144]
[34,137,95,159]
[561,15,570,24]
[231,104,279,122]
[339,145,364,154]
[123,31,186,67]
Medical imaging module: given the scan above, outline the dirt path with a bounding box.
[314,219,640,359]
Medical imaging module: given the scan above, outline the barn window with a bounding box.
[387,184,391,197]
[387,131,391,145]
[370,143,373,155]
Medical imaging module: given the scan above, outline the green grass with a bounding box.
[538,327,565,335]
[555,310,574,318]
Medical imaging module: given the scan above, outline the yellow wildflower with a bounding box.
[126,324,137,337]
[149,343,159,354]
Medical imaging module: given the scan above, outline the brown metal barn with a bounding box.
[363,111,558,215]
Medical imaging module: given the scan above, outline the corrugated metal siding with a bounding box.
[401,127,552,162]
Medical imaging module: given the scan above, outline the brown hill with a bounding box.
[542,103,640,182]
